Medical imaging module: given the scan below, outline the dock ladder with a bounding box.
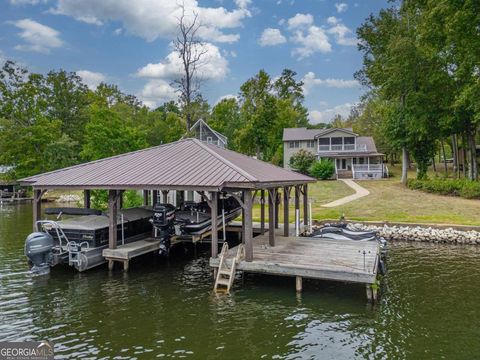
[214,243,244,294]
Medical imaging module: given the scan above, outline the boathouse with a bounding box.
[20,138,380,300]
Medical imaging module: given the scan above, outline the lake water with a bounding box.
[1,203,480,359]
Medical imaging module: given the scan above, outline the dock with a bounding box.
[210,229,380,300]
[103,238,167,271]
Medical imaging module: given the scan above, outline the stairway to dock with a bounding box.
[214,243,244,293]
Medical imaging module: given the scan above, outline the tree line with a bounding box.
[348,0,479,182]
[0,61,312,180]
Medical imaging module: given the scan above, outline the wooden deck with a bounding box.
[210,231,379,285]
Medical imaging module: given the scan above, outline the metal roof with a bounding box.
[19,138,314,190]
[282,127,355,141]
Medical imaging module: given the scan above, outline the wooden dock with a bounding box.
[103,238,170,271]
[210,230,380,300]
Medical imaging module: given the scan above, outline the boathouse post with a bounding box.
[294,186,300,234]
[283,187,290,237]
[152,190,158,206]
[84,190,91,209]
[162,190,169,203]
[260,189,265,235]
[275,190,280,229]
[243,190,253,262]
[268,188,276,246]
[143,190,149,206]
[303,184,308,229]
[108,190,119,251]
[210,191,218,258]
[32,189,44,231]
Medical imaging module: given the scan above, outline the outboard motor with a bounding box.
[151,204,175,256]
[24,232,54,275]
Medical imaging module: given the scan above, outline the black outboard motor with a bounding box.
[24,232,54,275]
[151,204,175,256]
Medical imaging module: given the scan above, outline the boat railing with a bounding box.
[36,220,70,255]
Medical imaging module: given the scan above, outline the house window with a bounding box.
[331,137,342,145]
[344,137,355,150]
[318,138,329,151]
[207,136,213,144]
[289,141,300,149]
[306,140,315,148]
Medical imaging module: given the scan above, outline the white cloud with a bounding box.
[137,42,228,107]
[50,0,250,43]
[326,16,357,46]
[140,79,178,107]
[309,103,354,123]
[291,26,331,59]
[258,28,286,47]
[287,13,313,30]
[12,19,63,53]
[335,2,348,13]
[77,70,106,89]
[302,72,359,94]
[137,43,228,81]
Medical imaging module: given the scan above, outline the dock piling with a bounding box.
[296,276,302,293]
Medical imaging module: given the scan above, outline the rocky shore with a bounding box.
[347,223,480,245]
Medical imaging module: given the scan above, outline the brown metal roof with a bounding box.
[20,138,315,190]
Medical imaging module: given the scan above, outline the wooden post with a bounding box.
[143,190,149,206]
[210,192,218,258]
[32,189,43,232]
[260,190,265,235]
[84,190,91,209]
[241,192,245,244]
[303,184,308,228]
[152,190,158,206]
[268,188,276,247]
[244,190,253,262]
[366,284,373,302]
[162,190,169,203]
[294,186,300,233]
[108,190,118,250]
[296,276,302,292]
[275,190,280,229]
[283,187,290,237]
[117,190,123,210]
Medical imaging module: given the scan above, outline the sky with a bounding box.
[0,0,390,124]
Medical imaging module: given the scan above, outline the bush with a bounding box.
[289,149,316,174]
[407,178,480,199]
[309,159,335,180]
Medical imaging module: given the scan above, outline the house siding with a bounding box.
[284,141,316,169]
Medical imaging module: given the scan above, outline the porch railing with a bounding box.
[353,164,383,172]
[318,144,367,152]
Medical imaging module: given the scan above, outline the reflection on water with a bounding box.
[1,204,480,359]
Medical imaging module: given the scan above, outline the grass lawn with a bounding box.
[253,165,480,226]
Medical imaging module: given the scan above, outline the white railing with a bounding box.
[318,144,367,152]
[353,164,383,172]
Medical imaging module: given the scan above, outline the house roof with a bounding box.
[19,138,314,190]
[190,119,228,145]
[282,127,356,141]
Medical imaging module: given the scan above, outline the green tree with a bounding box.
[289,149,316,174]
[81,105,148,161]
[309,159,335,180]
[210,98,241,150]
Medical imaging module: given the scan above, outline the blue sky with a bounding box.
[1,0,389,123]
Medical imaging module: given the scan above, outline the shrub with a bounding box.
[407,178,480,199]
[289,149,316,174]
[309,159,335,180]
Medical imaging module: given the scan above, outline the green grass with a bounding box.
[253,165,480,226]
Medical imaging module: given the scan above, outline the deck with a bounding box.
[210,231,379,285]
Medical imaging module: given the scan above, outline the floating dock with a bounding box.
[210,228,380,300]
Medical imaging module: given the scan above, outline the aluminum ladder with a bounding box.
[214,243,244,294]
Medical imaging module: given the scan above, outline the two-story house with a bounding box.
[283,127,386,179]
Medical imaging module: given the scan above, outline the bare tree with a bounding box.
[173,2,208,131]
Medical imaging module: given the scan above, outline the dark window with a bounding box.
[318,138,329,145]
[331,137,342,145]
[344,137,355,144]
[289,141,300,148]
